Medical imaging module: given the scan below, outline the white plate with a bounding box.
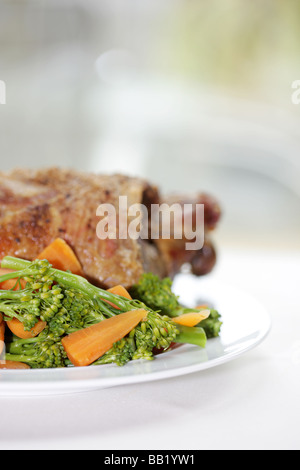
[0,275,271,396]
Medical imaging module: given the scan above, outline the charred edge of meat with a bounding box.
[140,187,221,280]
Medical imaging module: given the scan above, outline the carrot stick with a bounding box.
[62,308,148,367]
[173,310,211,327]
[6,318,47,339]
[0,314,5,355]
[0,360,30,370]
[107,285,132,300]
[37,238,84,276]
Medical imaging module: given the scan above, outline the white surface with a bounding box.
[0,277,271,397]
[0,247,299,450]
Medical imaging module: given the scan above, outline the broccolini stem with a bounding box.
[1,257,131,312]
[7,336,40,353]
[0,289,32,300]
[175,325,207,348]
[0,269,25,283]
[4,353,35,364]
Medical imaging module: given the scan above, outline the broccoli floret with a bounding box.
[5,329,68,369]
[94,337,136,367]
[198,309,223,338]
[0,285,63,332]
[130,273,180,316]
[130,273,222,338]
[43,288,106,335]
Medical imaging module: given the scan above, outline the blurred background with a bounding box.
[0,0,299,253]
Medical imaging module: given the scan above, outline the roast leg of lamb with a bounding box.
[0,168,221,288]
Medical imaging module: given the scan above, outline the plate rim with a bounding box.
[0,279,272,396]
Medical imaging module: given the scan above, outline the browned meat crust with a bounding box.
[0,167,221,288]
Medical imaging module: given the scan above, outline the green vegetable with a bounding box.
[175,325,207,348]
[198,309,223,339]
[0,257,210,369]
[0,261,106,336]
[0,257,127,317]
[5,330,68,369]
[130,272,223,338]
[130,273,180,315]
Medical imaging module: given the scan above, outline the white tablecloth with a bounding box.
[0,247,299,450]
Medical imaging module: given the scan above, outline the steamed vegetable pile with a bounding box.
[0,239,222,370]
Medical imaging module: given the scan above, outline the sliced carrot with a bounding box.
[0,313,5,355]
[0,360,30,370]
[173,309,211,327]
[107,285,132,300]
[0,268,27,291]
[6,318,47,339]
[62,308,148,367]
[37,238,84,276]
